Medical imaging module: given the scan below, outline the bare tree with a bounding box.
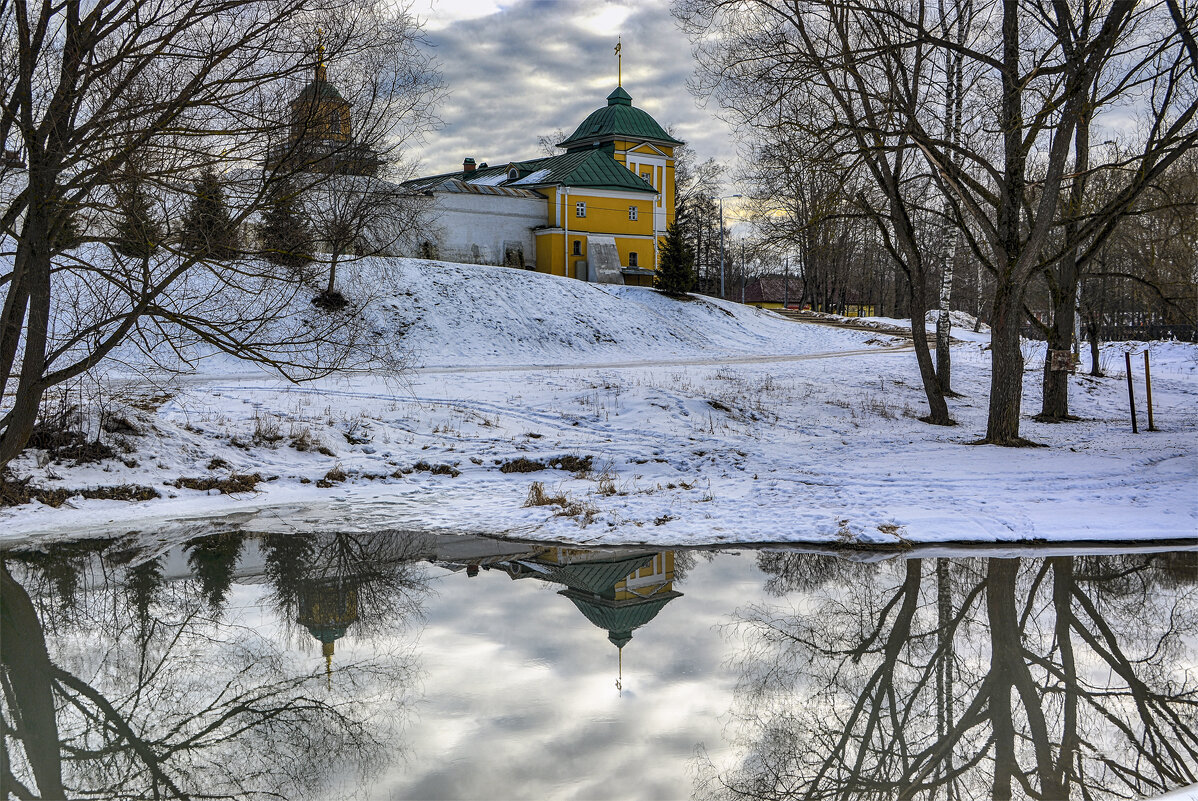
[695,552,1198,800]
[302,171,429,308]
[0,0,443,466]
[678,0,1198,443]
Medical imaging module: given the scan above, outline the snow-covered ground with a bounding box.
[3,258,1195,547]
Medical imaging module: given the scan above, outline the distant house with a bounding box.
[743,275,802,309]
[404,85,681,286]
[743,274,876,316]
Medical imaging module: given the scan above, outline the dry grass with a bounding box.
[0,474,160,507]
[252,412,284,445]
[174,473,264,494]
[523,480,598,526]
[413,461,461,477]
[316,465,348,487]
[500,457,545,473]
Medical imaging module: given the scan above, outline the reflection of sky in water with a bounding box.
[9,540,1194,801]
[388,557,751,800]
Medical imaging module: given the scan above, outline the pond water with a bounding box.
[1,530,1195,800]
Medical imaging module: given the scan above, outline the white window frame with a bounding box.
[628,206,638,221]
[575,201,587,218]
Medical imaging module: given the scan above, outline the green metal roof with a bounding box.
[294,79,346,104]
[404,149,656,194]
[510,149,656,193]
[558,87,683,149]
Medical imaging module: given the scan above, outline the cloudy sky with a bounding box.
[404,0,739,183]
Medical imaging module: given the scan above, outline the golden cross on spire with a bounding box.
[615,37,622,87]
[315,27,327,82]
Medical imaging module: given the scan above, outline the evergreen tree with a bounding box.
[655,215,696,297]
[258,178,313,270]
[112,179,163,259]
[185,532,245,614]
[262,532,316,617]
[181,167,240,260]
[125,556,165,634]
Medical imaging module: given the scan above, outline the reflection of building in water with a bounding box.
[499,548,681,668]
[296,577,360,683]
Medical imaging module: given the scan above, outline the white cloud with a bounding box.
[405,0,739,182]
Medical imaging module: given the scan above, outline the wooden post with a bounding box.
[1144,350,1156,431]
[1125,351,1138,433]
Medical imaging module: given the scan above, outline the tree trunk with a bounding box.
[910,275,953,425]
[982,280,1032,445]
[987,558,1018,801]
[1038,112,1090,422]
[1037,261,1079,421]
[1,563,64,799]
[935,242,955,396]
[0,201,54,465]
[1088,323,1102,376]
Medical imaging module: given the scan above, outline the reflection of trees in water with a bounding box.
[698,553,1198,800]
[1,530,429,800]
[186,532,246,613]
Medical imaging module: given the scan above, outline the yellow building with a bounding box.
[406,86,681,286]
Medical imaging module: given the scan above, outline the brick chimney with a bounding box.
[463,157,476,173]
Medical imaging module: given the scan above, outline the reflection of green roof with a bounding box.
[558,87,683,149]
[544,554,657,598]
[304,623,348,644]
[561,589,682,648]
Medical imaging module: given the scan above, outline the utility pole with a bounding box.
[784,255,789,308]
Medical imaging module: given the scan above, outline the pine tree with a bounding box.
[258,178,313,270]
[655,215,696,297]
[181,167,239,260]
[186,532,246,614]
[113,179,163,259]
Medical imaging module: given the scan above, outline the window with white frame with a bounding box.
[641,171,652,186]
[628,206,638,221]
[575,201,586,218]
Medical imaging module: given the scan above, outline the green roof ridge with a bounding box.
[558,87,683,149]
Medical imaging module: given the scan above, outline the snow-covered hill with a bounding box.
[351,258,881,368]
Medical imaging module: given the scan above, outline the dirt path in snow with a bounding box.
[409,344,914,374]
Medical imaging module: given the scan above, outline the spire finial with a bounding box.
[616,645,623,696]
[615,37,622,87]
[322,640,334,690]
[316,27,327,82]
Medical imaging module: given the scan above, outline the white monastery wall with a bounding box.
[425,192,547,267]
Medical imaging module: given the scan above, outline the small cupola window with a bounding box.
[508,168,519,180]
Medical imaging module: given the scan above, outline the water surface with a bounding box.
[2,530,1195,799]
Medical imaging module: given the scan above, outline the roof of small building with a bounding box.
[558,87,683,149]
